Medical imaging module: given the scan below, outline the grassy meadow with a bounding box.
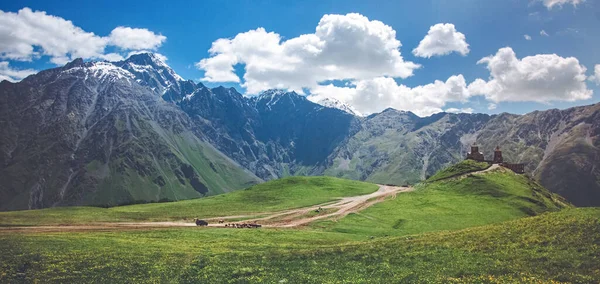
[0,176,378,226]
[0,161,597,283]
[1,208,598,283]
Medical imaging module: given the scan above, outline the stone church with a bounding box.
[466,145,525,174]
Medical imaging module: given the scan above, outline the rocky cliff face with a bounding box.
[180,88,360,180]
[1,54,599,209]
[323,110,492,185]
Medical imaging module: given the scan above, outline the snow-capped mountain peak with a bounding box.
[87,61,135,82]
[256,89,306,108]
[111,53,186,95]
[257,89,288,100]
[316,98,362,116]
[55,55,198,102]
[123,53,184,81]
[60,60,135,84]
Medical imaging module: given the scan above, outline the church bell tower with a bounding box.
[493,146,503,164]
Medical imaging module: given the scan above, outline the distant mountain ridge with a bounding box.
[1,53,598,209]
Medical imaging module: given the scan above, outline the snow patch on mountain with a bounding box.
[62,61,135,83]
[256,89,305,108]
[182,85,207,102]
[183,91,196,101]
[88,62,135,82]
[144,53,184,82]
[257,89,287,101]
[114,53,186,93]
[315,98,362,116]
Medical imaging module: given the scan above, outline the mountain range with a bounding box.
[1,53,598,210]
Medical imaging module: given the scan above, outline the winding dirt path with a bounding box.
[430,163,500,182]
[1,185,412,232]
[227,184,413,228]
[473,164,500,175]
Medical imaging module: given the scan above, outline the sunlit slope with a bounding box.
[314,161,570,236]
[0,176,379,225]
[426,159,490,181]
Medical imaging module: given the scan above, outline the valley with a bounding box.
[0,182,410,232]
[2,161,595,283]
[1,3,599,283]
[1,54,600,209]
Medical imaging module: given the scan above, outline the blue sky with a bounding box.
[1,0,599,116]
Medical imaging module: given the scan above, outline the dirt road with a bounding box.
[474,164,500,175]
[1,185,412,232]
[429,163,500,182]
[237,184,412,227]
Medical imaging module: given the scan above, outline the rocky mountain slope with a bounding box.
[179,88,360,180]
[323,110,493,185]
[1,53,598,209]
[322,104,599,206]
[0,54,260,210]
[475,104,600,206]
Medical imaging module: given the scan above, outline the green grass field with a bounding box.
[0,176,378,226]
[1,208,598,283]
[0,162,597,283]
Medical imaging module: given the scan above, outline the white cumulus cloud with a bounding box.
[108,27,166,51]
[540,0,585,9]
[588,64,600,85]
[308,75,472,117]
[0,8,166,65]
[445,107,474,114]
[0,61,36,82]
[196,13,420,94]
[540,30,549,36]
[412,23,470,58]
[102,53,125,62]
[524,35,532,40]
[468,47,592,103]
[0,8,107,64]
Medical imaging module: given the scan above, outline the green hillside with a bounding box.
[314,162,570,236]
[427,159,490,181]
[0,176,378,225]
[79,130,263,207]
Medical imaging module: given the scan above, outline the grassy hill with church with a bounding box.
[312,161,570,236]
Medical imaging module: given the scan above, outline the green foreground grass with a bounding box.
[0,163,595,282]
[0,176,378,225]
[1,208,598,283]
